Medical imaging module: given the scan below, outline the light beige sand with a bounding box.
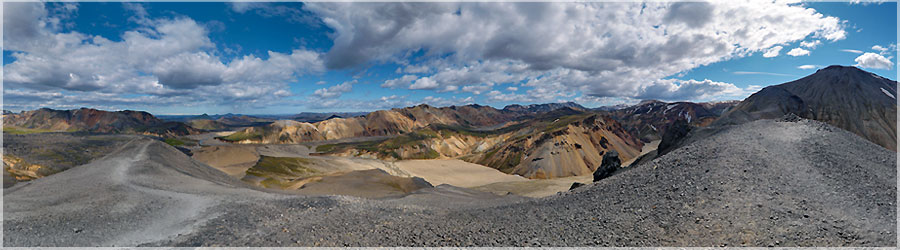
[295,169,431,199]
[623,139,660,167]
[392,159,526,188]
[475,139,660,198]
[472,175,593,198]
[191,145,259,178]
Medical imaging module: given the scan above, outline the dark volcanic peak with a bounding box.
[637,99,664,105]
[719,65,897,150]
[606,100,739,142]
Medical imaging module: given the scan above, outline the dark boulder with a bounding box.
[656,119,692,156]
[593,150,621,182]
[569,182,585,190]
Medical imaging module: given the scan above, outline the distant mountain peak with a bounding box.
[820,65,860,71]
[637,99,664,105]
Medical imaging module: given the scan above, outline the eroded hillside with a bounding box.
[315,109,644,179]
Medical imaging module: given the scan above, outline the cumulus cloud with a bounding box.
[763,46,783,58]
[663,2,714,28]
[3,2,855,111]
[797,64,818,70]
[421,96,475,107]
[800,40,821,48]
[786,48,811,56]
[841,49,864,54]
[631,79,746,101]
[854,52,894,70]
[3,2,324,110]
[153,52,226,89]
[409,77,439,90]
[313,80,356,98]
[305,1,846,102]
[381,74,418,88]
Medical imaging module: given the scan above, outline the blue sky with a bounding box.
[3,1,897,115]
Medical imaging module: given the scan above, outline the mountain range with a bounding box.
[2,108,196,137]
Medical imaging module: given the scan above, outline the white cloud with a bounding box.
[152,52,226,89]
[313,80,356,98]
[460,83,493,95]
[485,90,524,103]
[381,74,418,88]
[632,79,747,102]
[854,52,894,70]
[305,1,846,102]
[440,85,459,92]
[400,64,430,74]
[872,44,895,55]
[800,40,821,49]
[3,2,854,110]
[506,87,518,91]
[3,2,325,110]
[786,48,811,56]
[763,46,783,58]
[797,64,818,70]
[409,77,439,90]
[841,49,864,54]
[421,96,475,107]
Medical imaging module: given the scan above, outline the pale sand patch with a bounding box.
[623,139,661,167]
[392,159,526,188]
[295,169,432,199]
[473,175,593,198]
[191,145,259,178]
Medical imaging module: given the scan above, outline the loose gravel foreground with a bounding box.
[4,119,896,247]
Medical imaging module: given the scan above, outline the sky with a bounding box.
[2,1,897,115]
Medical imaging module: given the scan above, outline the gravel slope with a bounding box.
[4,119,895,247]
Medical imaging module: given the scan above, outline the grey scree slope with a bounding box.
[4,118,896,247]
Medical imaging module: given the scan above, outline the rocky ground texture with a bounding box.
[4,118,895,247]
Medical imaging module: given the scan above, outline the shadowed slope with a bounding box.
[719,65,897,150]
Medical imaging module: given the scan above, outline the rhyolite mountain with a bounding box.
[718,65,897,151]
[315,107,644,179]
[220,103,583,144]
[3,108,196,136]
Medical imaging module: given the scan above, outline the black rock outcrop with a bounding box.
[593,150,620,182]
